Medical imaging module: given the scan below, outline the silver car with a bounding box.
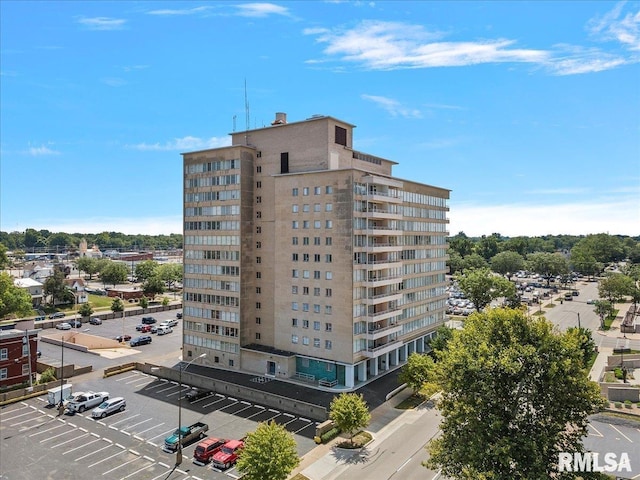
[91,397,126,418]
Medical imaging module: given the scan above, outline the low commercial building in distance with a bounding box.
[181,112,450,389]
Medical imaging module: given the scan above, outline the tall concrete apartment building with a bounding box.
[182,113,449,390]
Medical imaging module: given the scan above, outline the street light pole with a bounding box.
[59,328,89,409]
[176,352,206,466]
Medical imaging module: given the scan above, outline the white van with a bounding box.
[156,325,173,335]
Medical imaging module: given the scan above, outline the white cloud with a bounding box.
[449,197,640,237]
[306,13,640,75]
[308,21,547,70]
[128,136,231,151]
[77,17,127,31]
[147,6,212,16]
[233,3,290,17]
[25,145,60,156]
[588,1,640,51]
[361,94,421,118]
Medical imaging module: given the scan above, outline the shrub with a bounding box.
[38,367,57,384]
[625,400,632,408]
[320,427,341,444]
[615,402,622,408]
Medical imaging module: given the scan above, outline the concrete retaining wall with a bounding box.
[0,380,69,406]
[138,363,329,422]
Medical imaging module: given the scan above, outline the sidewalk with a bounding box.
[288,387,416,480]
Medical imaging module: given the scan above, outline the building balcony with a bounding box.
[366,323,402,340]
[367,306,402,322]
[364,274,403,287]
[363,292,403,306]
[362,339,402,358]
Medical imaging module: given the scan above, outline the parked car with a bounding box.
[176,312,182,319]
[89,317,102,325]
[572,290,579,296]
[135,324,145,331]
[186,387,213,402]
[91,397,126,418]
[141,316,157,325]
[587,299,597,304]
[139,324,152,333]
[115,335,132,342]
[37,350,42,358]
[49,312,66,319]
[69,319,82,328]
[156,325,173,335]
[56,322,72,330]
[67,391,109,413]
[211,439,244,470]
[193,437,227,465]
[150,325,159,334]
[130,335,152,347]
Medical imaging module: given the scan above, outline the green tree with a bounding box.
[0,243,9,269]
[449,232,474,258]
[0,272,34,318]
[455,268,516,312]
[428,325,454,358]
[75,256,102,280]
[236,421,300,480]
[490,251,525,280]
[398,352,435,395]
[78,302,93,318]
[43,269,67,306]
[476,234,500,261]
[143,275,165,299]
[426,308,604,479]
[566,327,597,369]
[329,393,371,446]
[99,261,128,287]
[157,263,182,290]
[598,273,634,303]
[111,297,124,314]
[593,300,615,330]
[526,252,569,285]
[139,296,149,310]
[447,251,464,275]
[135,260,158,282]
[461,253,488,270]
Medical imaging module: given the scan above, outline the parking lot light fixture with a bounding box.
[176,352,206,466]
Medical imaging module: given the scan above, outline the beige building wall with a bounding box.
[183,113,449,388]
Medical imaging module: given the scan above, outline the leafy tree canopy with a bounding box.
[490,251,526,279]
[426,308,604,479]
[399,352,435,395]
[100,262,128,287]
[455,268,516,312]
[135,260,159,282]
[0,272,34,318]
[329,393,371,445]
[236,421,299,480]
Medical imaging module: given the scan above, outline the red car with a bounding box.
[193,437,227,465]
[211,439,244,469]
[139,325,152,333]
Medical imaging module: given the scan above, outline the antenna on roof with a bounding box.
[244,79,250,132]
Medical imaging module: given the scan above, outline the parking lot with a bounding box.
[0,369,318,480]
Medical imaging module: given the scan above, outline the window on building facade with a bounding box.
[314,237,321,245]
[326,220,333,228]
[325,305,332,314]
[292,302,299,311]
[314,338,320,348]
[292,286,298,294]
[314,305,321,314]
[303,319,309,329]
[303,286,309,295]
[292,318,298,327]
[325,254,332,263]
[292,221,299,229]
[303,204,310,212]
[257,226,261,234]
[257,180,261,188]
[325,340,332,350]
[292,253,298,261]
[326,203,333,212]
[281,152,289,174]
[303,221,309,229]
[256,302,261,309]
[303,270,310,279]
[302,303,309,312]
[326,271,333,280]
[303,237,309,245]
[314,254,321,262]
[326,288,332,297]
[256,211,261,218]
[335,126,347,146]
[302,336,309,345]
[314,220,321,229]
[256,257,261,263]
[292,335,299,344]
[292,205,299,213]
[315,187,321,195]
[314,320,320,330]
[256,287,261,294]
[293,188,298,196]
[0,348,7,360]
[256,317,261,324]
[314,203,321,212]
[326,186,333,194]
[303,253,309,262]
[257,166,262,173]
[303,187,309,196]
[314,287,320,296]
[256,196,262,203]
[326,237,332,245]
[314,271,320,279]
[256,241,261,248]
[326,322,333,332]
[256,333,261,340]
[256,272,261,279]
[0,368,6,379]
[292,270,299,278]
[229,359,234,367]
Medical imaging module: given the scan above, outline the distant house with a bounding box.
[107,286,143,300]
[13,278,44,306]
[64,278,88,305]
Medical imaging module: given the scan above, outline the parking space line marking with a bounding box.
[121,418,153,432]
[219,401,240,412]
[268,409,279,413]
[122,462,156,479]
[133,422,164,436]
[88,447,126,468]
[232,404,253,415]
[228,397,237,402]
[130,449,140,456]
[10,415,50,427]
[79,427,88,432]
[52,432,89,448]
[158,462,170,468]
[610,425,633,443]
[167,386,190,397]
[29,424,65,437]
[5,410,37,421]
[282,413,294,418]
[241,401,251,406]
[40,428,76,443]
[588,424,604,437]
[75,441,114,461]
[63,437,100,454]
[293,422,313,434]
[156,384,178,393]
[115,373,140,382]
[299,417,310,422]
[101,455,141,475]
[0,405,29,417]
[246,407,267,420]
[147,428,175,443]
[109,414,140,427]
[203,397,227,408]
[122,430,131,436]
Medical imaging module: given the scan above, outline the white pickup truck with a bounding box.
[67,391,109,413]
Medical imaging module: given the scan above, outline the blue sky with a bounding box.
[1,1,639,238]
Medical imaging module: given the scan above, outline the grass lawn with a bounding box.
[336,431,373,449]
